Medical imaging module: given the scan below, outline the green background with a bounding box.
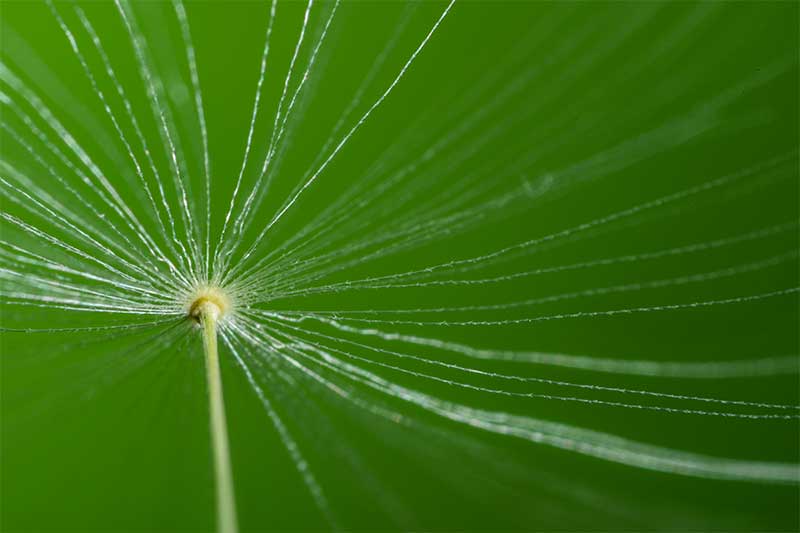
[1,1,798,531]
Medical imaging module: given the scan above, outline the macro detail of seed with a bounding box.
[1,1,798,532]
[187,285,233,324]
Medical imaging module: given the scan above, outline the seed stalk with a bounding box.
[200,302,238,533]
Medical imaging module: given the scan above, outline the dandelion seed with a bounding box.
[1,2,798,532]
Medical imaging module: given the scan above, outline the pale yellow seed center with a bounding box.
[187,286,232,324]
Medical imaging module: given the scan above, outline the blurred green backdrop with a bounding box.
[1,1,798,531]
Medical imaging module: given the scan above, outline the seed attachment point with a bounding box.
[187,285,232,324]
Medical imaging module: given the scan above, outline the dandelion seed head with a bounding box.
[187,284,233,325]
[1,1,797,530]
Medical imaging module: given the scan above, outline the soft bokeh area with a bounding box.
[1,1,798,531]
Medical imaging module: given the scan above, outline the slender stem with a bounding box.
[200,303,239,533]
